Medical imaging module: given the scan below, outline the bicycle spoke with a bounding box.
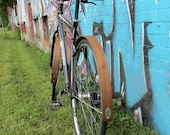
[50,0,112,134]
[72,39,108,134]
[72,93,102,115]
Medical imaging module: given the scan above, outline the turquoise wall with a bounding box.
[70,0,170,134]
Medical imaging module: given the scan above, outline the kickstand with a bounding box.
[59,88,70,106]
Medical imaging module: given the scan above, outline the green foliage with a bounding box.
[0,0,17,26]
[16,28,21,39]
[106,99,158,135]
[7,22,11,30]
[0,6,8,26]
[0,0,17,7]
[0,29,74,135]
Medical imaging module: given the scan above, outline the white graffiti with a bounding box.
[155,0,159,5]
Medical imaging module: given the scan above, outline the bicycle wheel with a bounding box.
[72,36,112,135]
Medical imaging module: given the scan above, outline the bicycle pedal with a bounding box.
[48,100,60,110]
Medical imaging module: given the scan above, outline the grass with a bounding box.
[0,29,158,135]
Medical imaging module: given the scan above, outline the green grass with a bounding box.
[0,29,74,135]
[0,29,158,135]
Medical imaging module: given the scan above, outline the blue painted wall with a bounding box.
[70,0,170,134]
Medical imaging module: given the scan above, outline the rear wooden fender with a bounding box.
[77,36,113,122]
[51,34,61,84]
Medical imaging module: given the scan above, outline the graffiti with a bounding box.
[17,0,27,22]
[126,0,135,55]
[118,50,126,99]
[42,0,56,15]
[92,21,115,83]
[48,20,57,37]
[71,0,170,135]
[134,107,143,123]
[77,1,154,125]
[17,0,170,134]
[63,1,73,48]
[31,0,40,19]
[155,0,159,5]
[131,21,153,127]
[92,0,116,88]
[11,8,19,28]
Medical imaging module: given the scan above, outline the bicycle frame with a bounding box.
[56,0,80,90]
[51,0,113,123]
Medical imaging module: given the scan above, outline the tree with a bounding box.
[0,15,7,38]
[0,0,17,7]
[0,0,17,26]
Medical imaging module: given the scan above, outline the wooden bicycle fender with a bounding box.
[51,34,61,84]
[77,36,113,122]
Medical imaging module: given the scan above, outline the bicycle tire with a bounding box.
[72,36,112,135]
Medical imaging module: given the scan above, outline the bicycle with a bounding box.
[49,0,113,134]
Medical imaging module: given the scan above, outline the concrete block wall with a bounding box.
[16,0,58,51]
[69,0,170,134]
